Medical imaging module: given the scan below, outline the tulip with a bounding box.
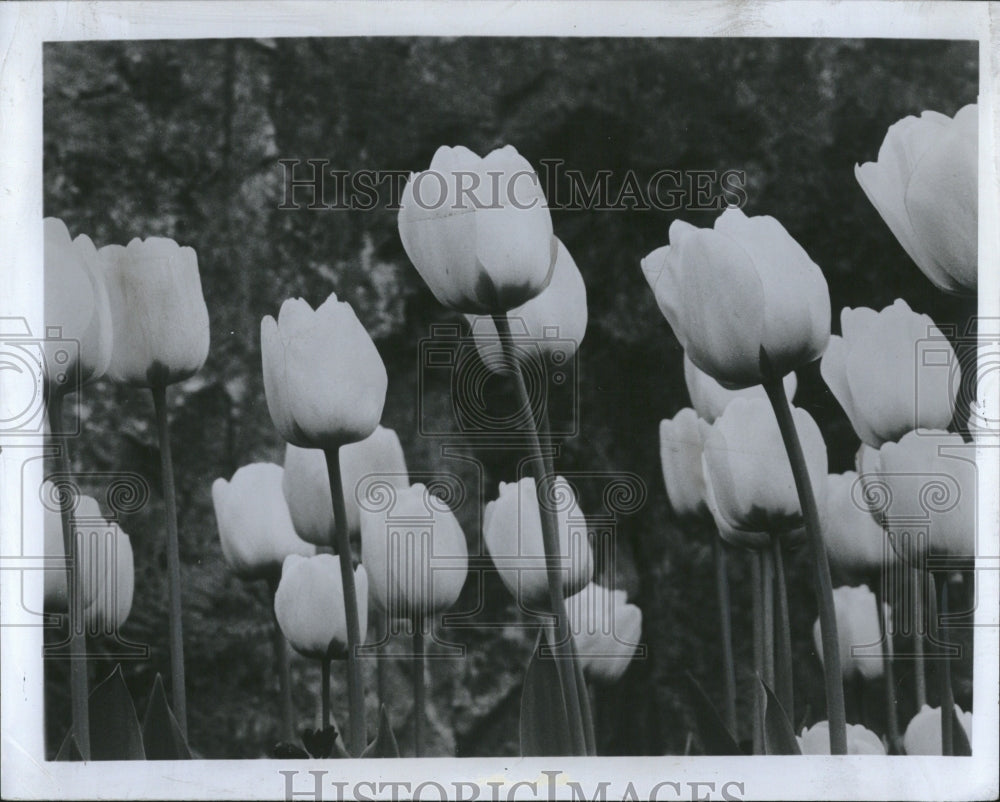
[820,299,956,448]
[641,208,830,389]
[812,585,889,681]
[860,430,975,557]
[282,426,409,547]
[903,704,973,755]
[701,397,828,550]
[566,583,642,684]
[855,104,977,294]
[261,294,387,450]
[658,408,711,521]
[398,145,557,313]
[43,218,113,392]
[43,483,102,611]
[360,483,467,620]
[100,236,210,387]
[464,238,587,371]
[797,721,886,755]
[212,463,316,580]
[683,354,796,424]
[483,476,593,607]
[273,554,369,659]
[82,525,135,635]
[822,472,886,580]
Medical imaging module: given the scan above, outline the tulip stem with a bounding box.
[323,448,366,757]
[761,549,775,690]
[47,396,91,761]
[873,582,901,754]
[151,384,188,739]
[762,368,847,754]
[376,609,388,712]
[493,313,588,756]
[269,577,295,743]
[932,572,955,756]
[750,551,765,755]
[413,620,425,757]
[913,564,927,709]
[771,537,794,721]
[321,656,331,730]
[713,538,738,736]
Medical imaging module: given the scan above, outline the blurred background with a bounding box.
[43,37,977,758]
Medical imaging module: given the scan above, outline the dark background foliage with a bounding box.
[43,37,977,758]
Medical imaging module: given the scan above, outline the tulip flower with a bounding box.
[100,236,210,387]
[483,476,594,607]
[360,483,467,620]
[683,354,797,424]
[212,463,316,580]
[821,300,956,448]
[701,397,828,550]
[273,554,369,659]
[641,208,830,389]
[282,426,409,547]
[903,704,973,755]
[797,721,886,755]
[43,483,102,611]
[82,526,135,635]
[464,238,587,371]
[860,430,975,557]
[43,218,113,392]
[856,104,977,294]
[261,294,387,450]
[813,585,889,681]
[658,408,711,521]
[566,583,642,684]
[398,144,556,313]
[822,472,886,580]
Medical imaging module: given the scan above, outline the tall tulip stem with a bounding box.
[47,395,91,760]
[931,572,955,756]
[321,656,331,730]
[493,313,588,756]
[713,538,738,735]
[750,552,765,754]
[413,620,425,756]
[151,384,188,738]
[268,577,295,742]
[761,550,776,689]
[771,537,794,719]
[912,564,927,708]
[762,365,847,754]
[323,448,366,756]
[873,581,901,753]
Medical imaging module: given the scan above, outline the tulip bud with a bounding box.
[812,585,889,681]
[398,144,557,313]
[360,483,468,620]
[641,208,830,389]
[820,300,956,448]
[701,397,828,550]
[903,704,973,755]
[44,218,113,392]
[855,104,977,294]
[798,721,886,754]
[100,236,210,386]
[566,583,642,684]
[483,476,594,607]
[283,426,409,547]
[82,525,135,635]
[683,354,797,424]
[212,463,316,580]
[261,294,387,450]
[861,430,975,557]
[658,408,711,521]
[822,472,886,581]
[273,554,368,659]
[464,238,587,371]
[43,483,101,611]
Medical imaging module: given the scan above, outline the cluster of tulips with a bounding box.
[41,98,977,758]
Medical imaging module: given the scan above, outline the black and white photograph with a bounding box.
[1,2,998,800]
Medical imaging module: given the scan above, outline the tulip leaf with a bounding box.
[54,730,84,762]
[757,677,801,755]
[361,705,400,758]
[519,631,576,756]
[89,664,146,760]
[141,674,192,760]
[682,671,743,755]
[951,708,971,756]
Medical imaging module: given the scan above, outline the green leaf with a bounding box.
[89,664,146,760]
[141,674,192,760]
[361,705,400,758]
[519,631,576,757]
[952,708,972,756]
[682,671,743,755]
[758,677,801,755]
[54,730,84,762]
